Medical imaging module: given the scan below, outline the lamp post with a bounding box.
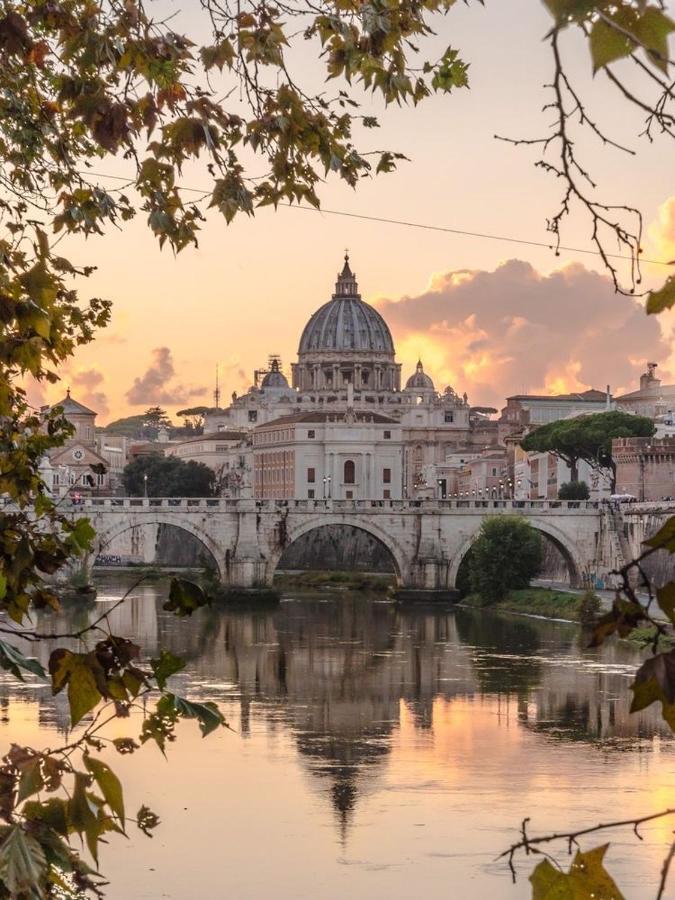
[143,473,148,499]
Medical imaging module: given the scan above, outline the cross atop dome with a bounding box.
[335,252,359,297]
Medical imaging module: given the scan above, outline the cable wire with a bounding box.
[84,169,672,267]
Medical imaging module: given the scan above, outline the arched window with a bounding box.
[344,460,355,484]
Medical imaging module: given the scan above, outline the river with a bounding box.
[4,573,674,898]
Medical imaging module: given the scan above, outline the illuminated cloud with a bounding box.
[72,368,109,417]
[649,197,675,262]
[126,347,205,406]
[375,259,668,409]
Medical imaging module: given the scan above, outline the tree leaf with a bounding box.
[84,756,125,828]
[17,757,44,803]
[163,578,209,617]
[589,19,632,72]
[166,693,225,736]
[657,583,675,625]
[49,650,102,726]
[647,275,675,314]
[0,639,46,681]
[150,650,186,690]
[644,516,675,552]
[0,824,47,896]
[530,844,624,899]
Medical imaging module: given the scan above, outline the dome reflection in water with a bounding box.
[3,575,673,900]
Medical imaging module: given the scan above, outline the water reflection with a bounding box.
[2,576,672,898]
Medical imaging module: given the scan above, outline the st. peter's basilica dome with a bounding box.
[297,256,395,357]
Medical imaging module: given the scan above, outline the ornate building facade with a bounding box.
[192,256,498,499]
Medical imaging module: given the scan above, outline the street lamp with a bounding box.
[326,475,332,499]
[143,473,148,499]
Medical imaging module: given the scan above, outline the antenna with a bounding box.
[214,365,221,409]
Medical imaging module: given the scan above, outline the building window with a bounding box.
[383,430,391,439]
[344,459,355,484]
[307,467,315,483]
[307,429,315,439]
[383,468,391,484]
[307,489,315,499]
[492,467,498,477]
[445,411,454,423]
[248,410,257,422]
[383,489,391,500]
[345,490,353,499]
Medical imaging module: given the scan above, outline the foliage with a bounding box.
[503,514,675,897]
[462,586,600,623]
[521,411,655,486]
[0,0,673,895]
[502,1,675,306]
[558,480,590,500]
[469,517,543,603]
[122,455,216,497]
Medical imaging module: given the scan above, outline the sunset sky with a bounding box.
[31,0,675,423]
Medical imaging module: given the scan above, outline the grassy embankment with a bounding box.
[460,587,600,623]
[273,570,395,593]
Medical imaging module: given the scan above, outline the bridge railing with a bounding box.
[36,496,607,512]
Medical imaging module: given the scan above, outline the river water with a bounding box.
[4,574,675,899]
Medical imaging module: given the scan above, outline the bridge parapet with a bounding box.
[71,497,603,515]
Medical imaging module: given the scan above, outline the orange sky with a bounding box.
[28,0,675,423]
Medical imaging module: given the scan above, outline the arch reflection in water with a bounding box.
[8,575,670,844]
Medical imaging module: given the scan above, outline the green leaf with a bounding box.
[646,275,675,314]
[166,693,225,736]
[17,757,44,803]
[68,772,100,862]
[49,650,102,726]
[657,583,675,624]
[644,515,675,552]
[23,798,69,836]
[150,649,186,690]
[0,572,6,602]
[634,7,675,74]
[0,825,47,896]
[589,19,632,72]
[530,844,624,899]
[0,639,46,681]
[84,756,125,828]
[68,518,96,553]
[163,578,209,617]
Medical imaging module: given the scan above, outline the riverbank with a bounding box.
[459,587,600,623]
[273,569,395,592]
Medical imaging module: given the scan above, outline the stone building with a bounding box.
[615,362,675,419]
[613,436,675,500]
[170,255,495,499]
[45,391,111,496]
[253,410,403,500]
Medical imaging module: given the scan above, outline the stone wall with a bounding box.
[277,524,396,573]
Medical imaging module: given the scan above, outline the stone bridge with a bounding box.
[76,497,627,591]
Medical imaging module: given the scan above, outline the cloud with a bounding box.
[126,347,205,406]
[374,259,668,409]
[649,197,675,262]
[71,368,110,417]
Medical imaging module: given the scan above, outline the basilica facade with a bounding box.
[194,256,499,499]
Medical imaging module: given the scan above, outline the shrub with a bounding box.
[469,516,543,603]
[558,481,590,500]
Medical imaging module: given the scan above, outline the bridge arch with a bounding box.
[448,517,584,590]
[92,516,224,579]
[266,515,407,585]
